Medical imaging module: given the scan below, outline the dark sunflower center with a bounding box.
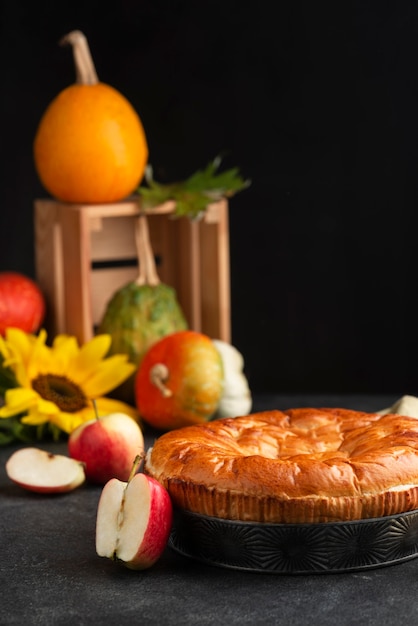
[32,374,88,413]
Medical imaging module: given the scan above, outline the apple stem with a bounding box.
[92,399,100,421]
[128,454,143,483]
[150,363,173,398]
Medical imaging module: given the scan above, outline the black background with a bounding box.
[1,1,418,396]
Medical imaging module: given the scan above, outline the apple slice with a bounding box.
[6,447,86,493]
[96,460,173,570]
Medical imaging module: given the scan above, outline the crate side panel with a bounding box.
[199,200,231,341]
[59,205,93,342]
[34,200,67,337]
[90,216,138,261]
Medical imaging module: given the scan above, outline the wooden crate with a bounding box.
[34,198,231,345]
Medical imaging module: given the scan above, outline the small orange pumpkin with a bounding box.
[135,330,224,431]
[34,30,148,204]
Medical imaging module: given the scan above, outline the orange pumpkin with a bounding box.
[33,30,148,204]
[135,330,224,431]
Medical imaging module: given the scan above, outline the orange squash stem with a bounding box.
[60,30,99,85]
[150,364,173,398]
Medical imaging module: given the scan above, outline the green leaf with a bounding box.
[0,416,34,445]
[137,155,251,219]
[0,415,67,446]
[0,353,18,396]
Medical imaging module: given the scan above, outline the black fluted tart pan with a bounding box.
[169,507,418,574]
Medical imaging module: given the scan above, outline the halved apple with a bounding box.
[96,469,173,570]
[6,447,86,493]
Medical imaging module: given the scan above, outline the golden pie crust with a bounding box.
[144,408,418,523]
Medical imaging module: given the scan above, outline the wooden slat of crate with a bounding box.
[200,201,231,341]
[34,198,231,345]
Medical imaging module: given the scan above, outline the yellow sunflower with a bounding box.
[0,328,138,435]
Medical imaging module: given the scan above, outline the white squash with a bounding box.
[213,339,252,418]
[377,395,418,417]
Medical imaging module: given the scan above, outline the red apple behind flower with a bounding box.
[96,467,173,570]
[0,271,45,336]
[68,412,144,484]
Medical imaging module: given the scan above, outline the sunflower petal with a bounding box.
[5,328,42,361]
[48,335,80,376]
[94,397,139,422]
[78,334,112,366]
[26,336,54,381]
[0,387,40,418]
[36,397,61,415]
[69,335,112,385]
[48,396,139,434]
[81,355,136,397]
[1,329,38,384]
[21,409,50,426]
[47,408,93,434]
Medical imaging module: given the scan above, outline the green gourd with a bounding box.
[98,214,188,404]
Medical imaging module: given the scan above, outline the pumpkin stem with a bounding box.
[60,30,99,85]
[150,363,173,398]
[135,214,161,286]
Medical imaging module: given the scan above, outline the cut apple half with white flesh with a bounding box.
[96,460,173,570]
[6,447,86,493]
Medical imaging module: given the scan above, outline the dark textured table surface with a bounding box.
[1,394,418,626]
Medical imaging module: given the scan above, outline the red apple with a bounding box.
[0,271,45,336]
[68,412,144,484]
[95,467,173,570]
[6,447,85,493]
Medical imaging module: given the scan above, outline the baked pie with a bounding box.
[144,408,418,523]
